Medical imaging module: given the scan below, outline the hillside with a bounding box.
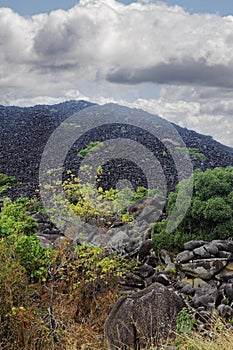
[0,100,233,198]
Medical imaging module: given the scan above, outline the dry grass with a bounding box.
[174,326,233,350]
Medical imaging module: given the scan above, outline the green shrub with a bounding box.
[176,308,194,335]
[77,141,104,158]
[0,198,37,237]
[152,167,233,253]
[15,235,55,281]
[0,173,17,194]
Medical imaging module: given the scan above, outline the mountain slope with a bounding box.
[0,100,233,198]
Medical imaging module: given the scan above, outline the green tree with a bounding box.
[152,167,233,253]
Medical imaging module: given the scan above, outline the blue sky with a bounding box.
[0,0,233,16]
[0,0,233,146]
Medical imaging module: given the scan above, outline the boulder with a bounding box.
[138,239,154,261]
[109,230,130,247]
[124,272,145,289]
[174,277,207,291]
[143,255,158,267]
[193,243,218,258]
[152,273,171,286]
[176,250,194,263]
[217,304,233,320]
[184,240,207,250]
[104,282,185,349]
[212,240,233,253]
[219,283,233,302]
[180,258,228,280]
[191,285,220,309]
[135,264,155,279]
[193,246,212,259]
[217,251,233,259]
[36,235,53,249]
[158,249,173,264]
[216,262,233,281]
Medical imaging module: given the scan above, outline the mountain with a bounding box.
[0,100,233,198]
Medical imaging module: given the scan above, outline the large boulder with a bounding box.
[180,258,228,280]
[104,282,185,349]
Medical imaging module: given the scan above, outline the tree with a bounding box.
[152,167,233,253]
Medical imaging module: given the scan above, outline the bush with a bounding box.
[0,236,51,349]
[0,198,37,237]
[0,173,17,194]
[62,169,156,228]
[152,167,233,253]
[15,235,55,281]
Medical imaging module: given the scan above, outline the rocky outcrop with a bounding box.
[105,239,233,348]
[104,282,185,350]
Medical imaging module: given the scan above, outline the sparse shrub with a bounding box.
[176,308,194,335]
[78,141,104,158]
[176,147,206,161]
[62,168,156,229]
[0,173,17,194]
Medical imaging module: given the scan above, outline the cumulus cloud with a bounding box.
[1,0,233,87]
[0,0,233,146]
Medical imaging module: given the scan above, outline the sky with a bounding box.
[0,0,233,146]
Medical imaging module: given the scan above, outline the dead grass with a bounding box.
[174,325,233,350]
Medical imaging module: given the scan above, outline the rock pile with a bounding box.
[1,101,233,199]
[175,240,233,323]
[105,239,233,348]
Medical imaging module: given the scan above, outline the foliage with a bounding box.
[78,141,104,158]
[0,173,17,194]
[52,242,132,287]
[63,169,156,229]
[0,198,37,237]
[0,235,51,349]
[152,167,233,253]
[0,231,130,349]
[15,235,55,281]
[176,147,206,161]
[176,308,194,335]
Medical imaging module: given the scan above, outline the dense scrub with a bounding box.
[0,233,130,349]
[151,166,233,253]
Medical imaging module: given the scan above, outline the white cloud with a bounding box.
[0,0,233,146]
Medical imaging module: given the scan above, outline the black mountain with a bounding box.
[0,100,233,198]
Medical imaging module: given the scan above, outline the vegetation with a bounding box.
[152,166,233,253]
[1,164,233,348]
[0,230,131,349]
[77,141,104,158]
[0,173,17,194]
[62,168,156,229]
[0,198,37,237]
[176,147,206,161]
